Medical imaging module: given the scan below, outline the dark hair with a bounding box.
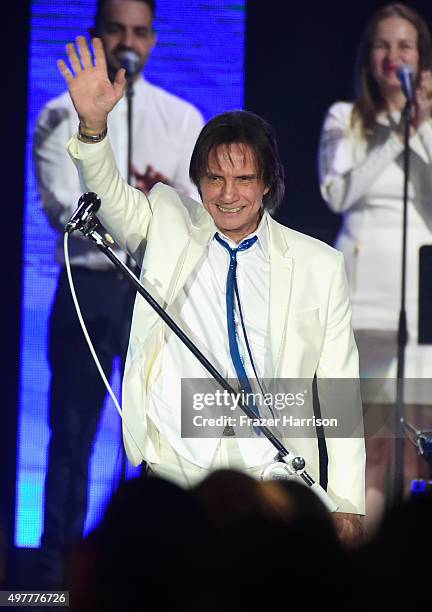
[189,110,285,211]
[94,0,156,31]
[353,3,432,133]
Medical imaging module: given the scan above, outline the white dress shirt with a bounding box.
[147,214,278,467]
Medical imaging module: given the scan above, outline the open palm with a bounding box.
[57,36,126,131]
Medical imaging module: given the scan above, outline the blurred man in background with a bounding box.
[33,0,203,586]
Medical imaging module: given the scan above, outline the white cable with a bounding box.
[63,231,146,460]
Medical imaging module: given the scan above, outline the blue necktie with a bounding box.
[215,233,261,426]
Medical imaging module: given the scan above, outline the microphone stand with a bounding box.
[393,99,412,505]
[124,78,134,267]
[67,199,339,512]
[126,79,134,187]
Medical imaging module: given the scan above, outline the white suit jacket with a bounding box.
[69,135,365,514]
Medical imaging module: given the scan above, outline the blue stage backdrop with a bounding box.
[17,0,245,547]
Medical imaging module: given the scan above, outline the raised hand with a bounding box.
[57,36,126,134]
[415,69,432,127]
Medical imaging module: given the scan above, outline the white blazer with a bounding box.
[69,135,365,513]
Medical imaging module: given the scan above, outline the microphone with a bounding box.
[417,432,432,467]
[66,192,101,234]
[396,64,416,103]
[119,50,141,79]
[401,418,432,467]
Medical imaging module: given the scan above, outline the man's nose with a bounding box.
[220,181,239,203]
[120,28,135,48]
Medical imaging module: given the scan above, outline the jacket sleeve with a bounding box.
[67,135,153,264]
[318,102,403,213]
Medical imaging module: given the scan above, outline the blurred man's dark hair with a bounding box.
[94,0,156,31]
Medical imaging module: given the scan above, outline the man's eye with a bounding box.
[105,24,122,34]
[136,28,151,38]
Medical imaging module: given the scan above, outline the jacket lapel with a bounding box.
[267,217,294,374]
[166,214,216,306]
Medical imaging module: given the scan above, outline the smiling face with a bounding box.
[200,143,269,244]
[98,0,156,80]
[370,16,419,96]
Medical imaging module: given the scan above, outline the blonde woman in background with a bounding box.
[319,3,432,532]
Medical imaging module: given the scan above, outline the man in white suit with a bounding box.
[58,37,365,542]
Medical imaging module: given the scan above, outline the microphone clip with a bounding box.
[402,418,432,467]
[65,192,101,235]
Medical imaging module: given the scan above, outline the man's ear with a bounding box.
[263,185,270,195]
